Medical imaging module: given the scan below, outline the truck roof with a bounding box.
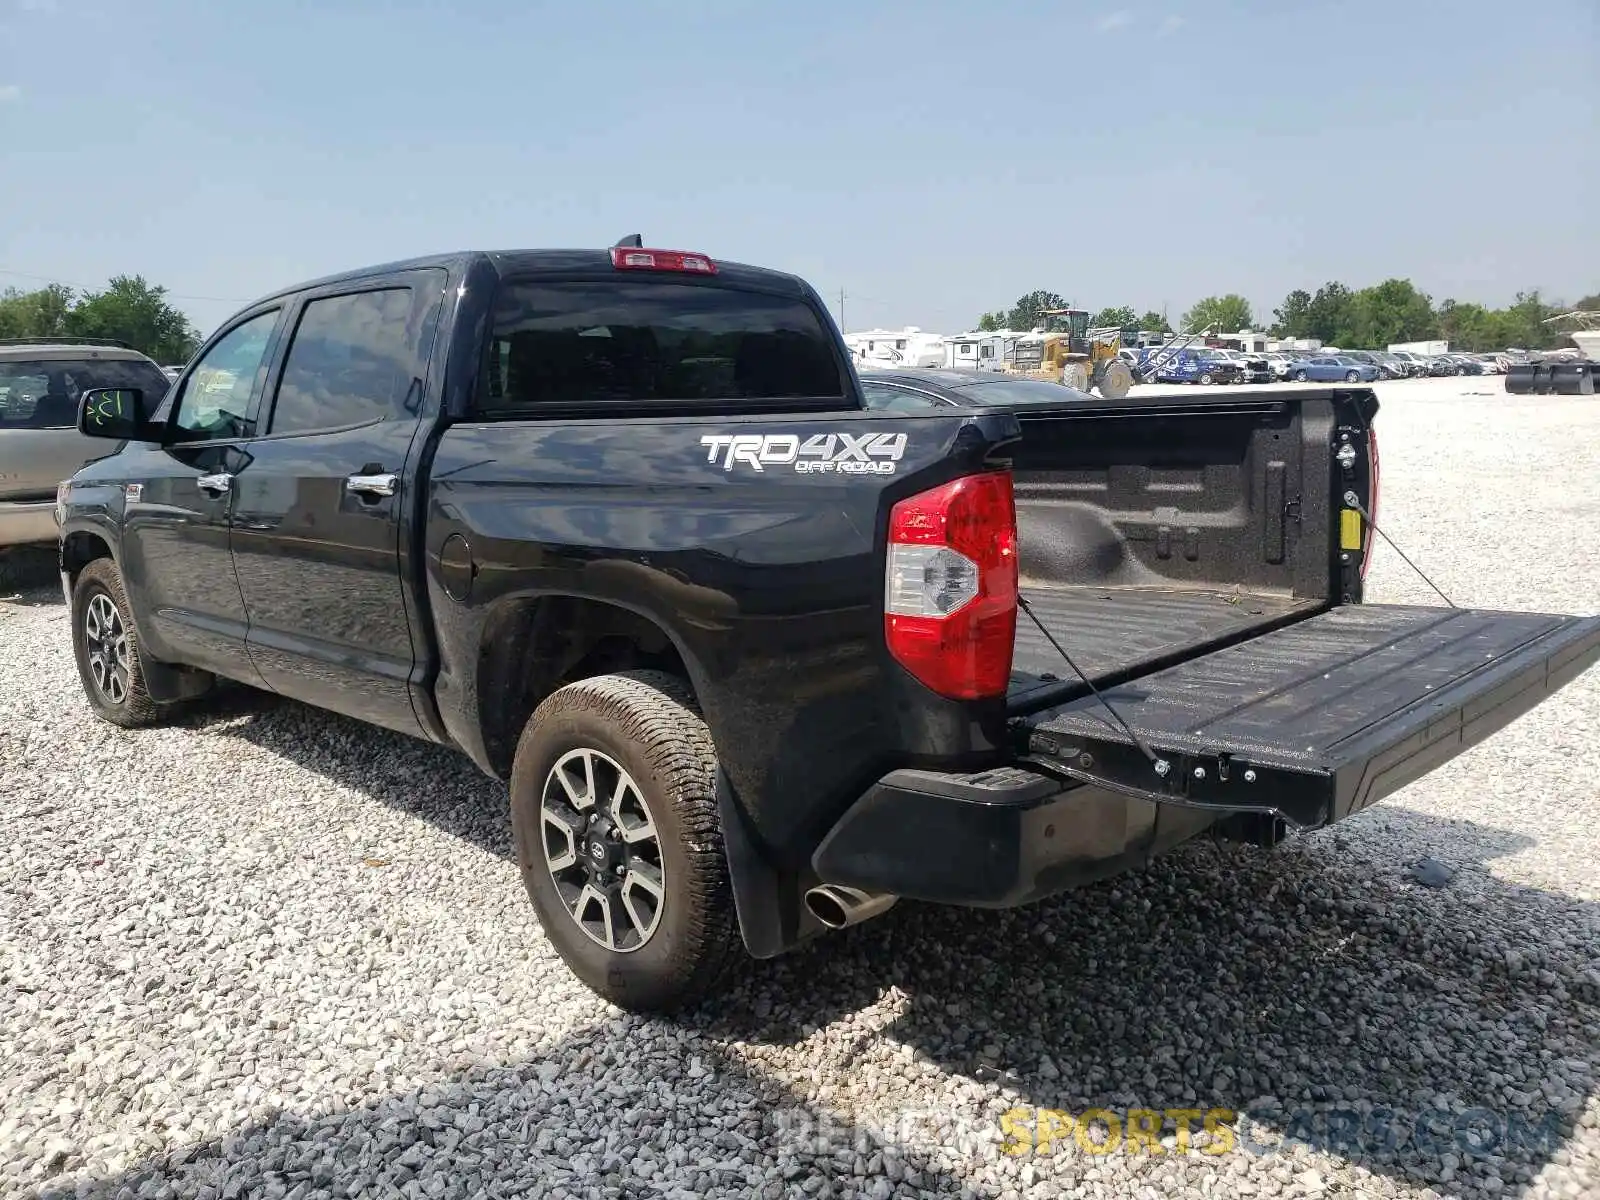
[252,248,811,310]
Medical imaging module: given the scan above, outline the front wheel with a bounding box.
[1345,370,1361,382]
[1096,359,1134,400]
[1198,371,1215,385]
[70,558,166,728]
[509,670,742,1013]
[1294,369,1309,382]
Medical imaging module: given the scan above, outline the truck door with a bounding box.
[227,270,445,736]
[115,308,285,685]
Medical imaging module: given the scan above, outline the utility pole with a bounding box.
[838,288,846,331]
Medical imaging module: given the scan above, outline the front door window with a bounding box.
[172,310,280,441]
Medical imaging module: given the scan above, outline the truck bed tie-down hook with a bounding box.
[1016,593,1171,780]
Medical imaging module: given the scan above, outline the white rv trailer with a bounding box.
[941,331,1021,372]
[842,326,947,368]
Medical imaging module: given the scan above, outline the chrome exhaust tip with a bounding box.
[804,884,898,930]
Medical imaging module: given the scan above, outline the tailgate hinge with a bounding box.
[1024,731,1330,829]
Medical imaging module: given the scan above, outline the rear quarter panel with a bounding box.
[424,409,1017,863]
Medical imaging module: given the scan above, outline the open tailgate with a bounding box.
[1020,604,1600,829]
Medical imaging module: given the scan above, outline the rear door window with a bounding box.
[480,280,846,413]
[267,289,416,435]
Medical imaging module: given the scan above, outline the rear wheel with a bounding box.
[509,670,741,1012]
[70,558,166,728]
[1199,371,1215,385]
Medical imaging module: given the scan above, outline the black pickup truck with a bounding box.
[57,242,1600,1012]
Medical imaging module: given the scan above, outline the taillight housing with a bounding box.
[884,471,1018,700]
[609,247,717,274]
[1361,424,1380,579]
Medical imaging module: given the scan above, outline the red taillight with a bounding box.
[609,247,717,274]
[884,471,1018,700]
[1361,424,1380,580]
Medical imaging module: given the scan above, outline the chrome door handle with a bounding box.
[196,472,232,495]
[346,472,398,498]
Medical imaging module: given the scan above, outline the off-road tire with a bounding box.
[70,558,167,728]
[509,670,741,1012]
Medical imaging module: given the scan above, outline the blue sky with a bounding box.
[1,0,1595,337]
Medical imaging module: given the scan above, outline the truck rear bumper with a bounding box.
[812,604,1600,912]
[811,765,1220,908]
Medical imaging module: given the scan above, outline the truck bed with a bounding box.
[1002,393,1345,713]
[1008,585,1323,710]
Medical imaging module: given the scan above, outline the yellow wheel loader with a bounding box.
[1005,308,1134,399]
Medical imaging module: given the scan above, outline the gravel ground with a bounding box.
[2,376,1597,1200]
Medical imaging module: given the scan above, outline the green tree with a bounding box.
[1271,289,1313,338]
[1005,290,1069,332]
[975,310,1008,332]
[1343,279,1438,348]
[1304,282,1353,344]
[1090,305,1137,329]
[0,283,76,340]
[1436,299,1493,351]
[0,288,34,340]
[1137,309,1170,333]
[1498,289,1559,351]
[1181,294,1253,334]
[65,275,200,363]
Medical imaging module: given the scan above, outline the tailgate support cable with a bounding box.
[1017,593,1172,780]
[1342,490,1457,609]
[1345,402,1456,609]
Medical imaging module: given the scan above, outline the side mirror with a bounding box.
[77,387,157,442]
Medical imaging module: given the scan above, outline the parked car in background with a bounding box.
[1389,351,1430,377]
[1141,348,1245,385]
[1438,354,1486,376]
[1474,354,1508,374]
[1264,352,1295,380]
[1,338,173,586]
[1373,353,1412,380]
[858,369,1096,410]
[1287,355,1381,383]
[1205,348,1273,383]
[1340,351,1403,381]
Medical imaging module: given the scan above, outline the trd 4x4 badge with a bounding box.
[700,432,907,475]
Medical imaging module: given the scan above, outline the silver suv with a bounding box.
[1,339,172,582]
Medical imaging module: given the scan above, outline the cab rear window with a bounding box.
[478,280,846,413]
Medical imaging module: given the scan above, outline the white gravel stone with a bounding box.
[1,376,1596,1200]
